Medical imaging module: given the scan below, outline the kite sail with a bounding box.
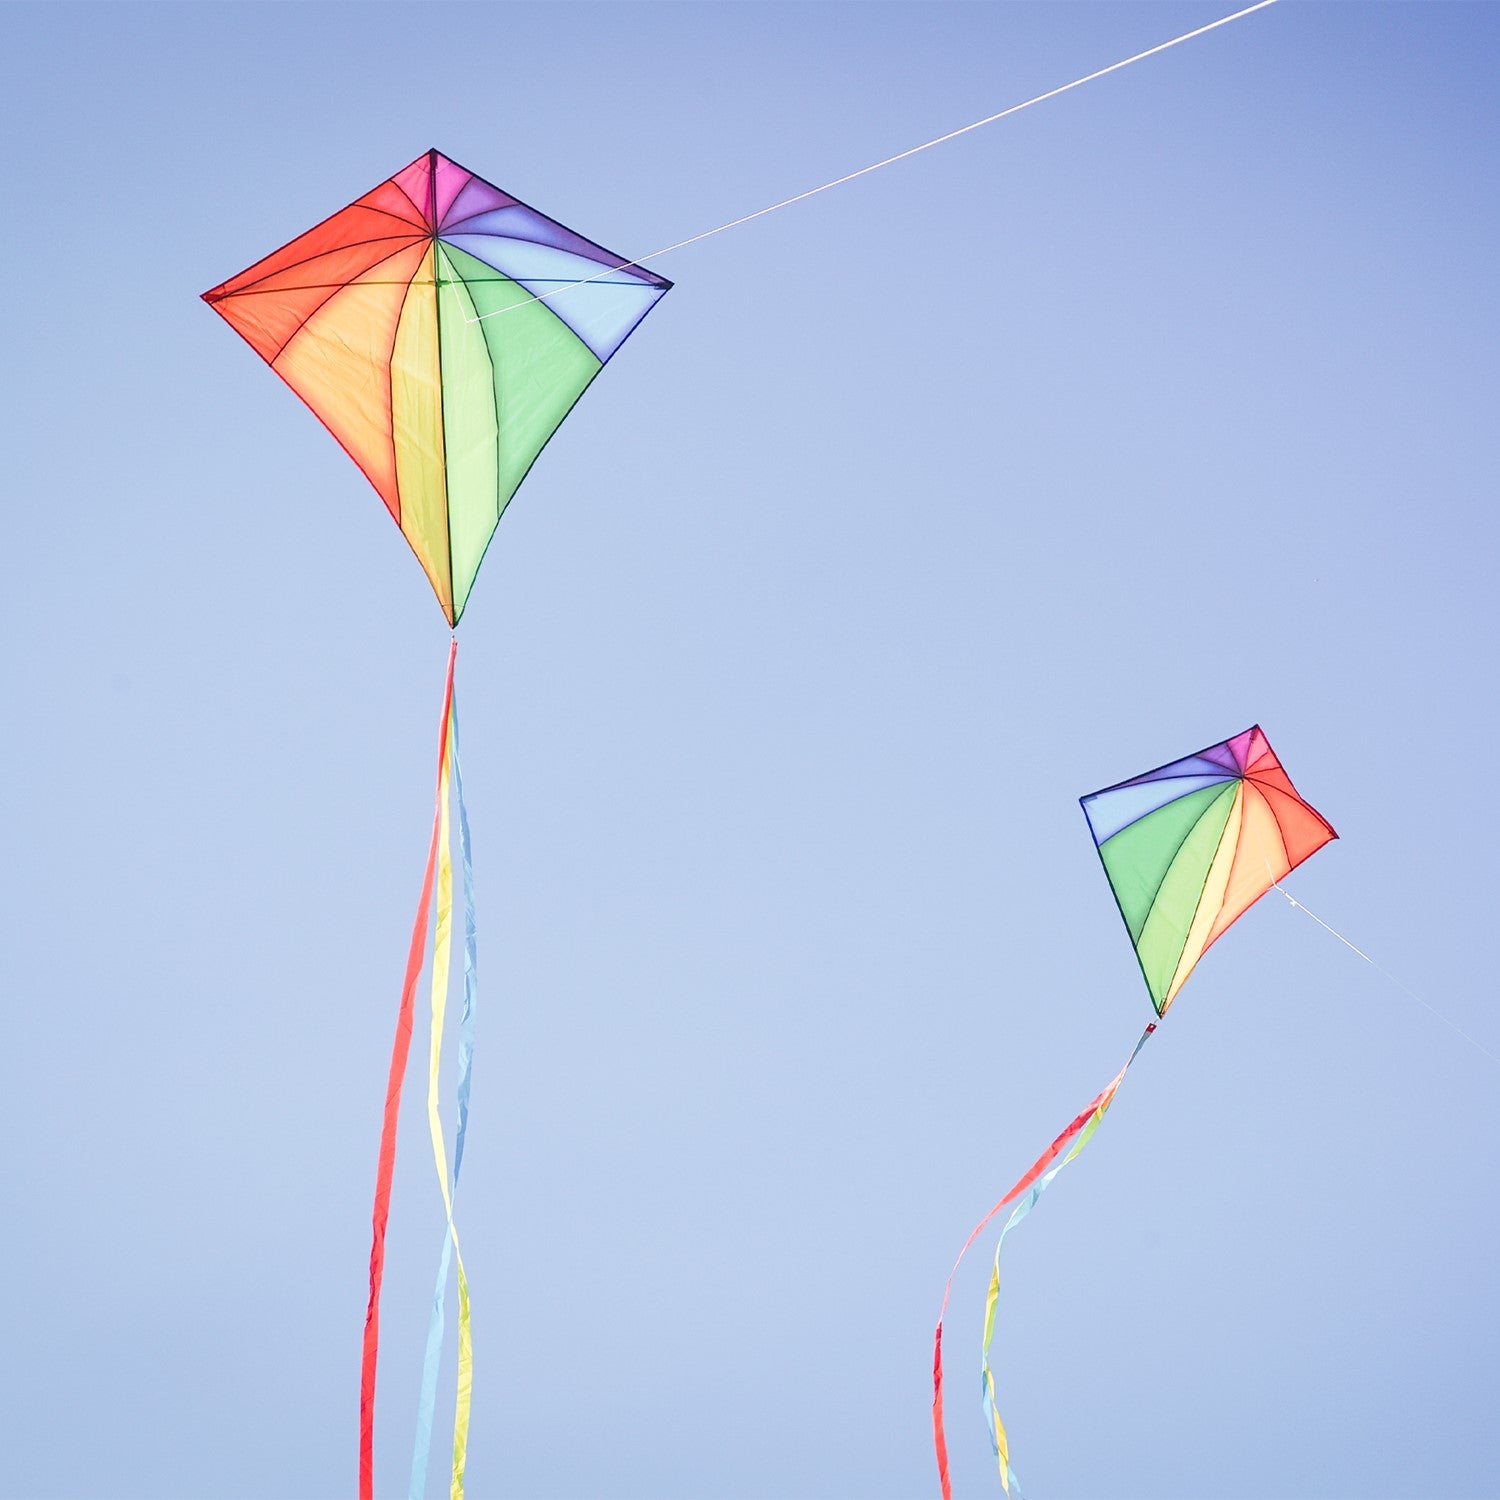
[1081,724,1337,1016]
[203,149,670,1500]
[203,147,672,626]
[933,726,1334,1497]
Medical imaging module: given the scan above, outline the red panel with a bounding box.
[208,234,425,364]
[356,178,429,229]
[1257,781,1338,867]
[206,202,423,303]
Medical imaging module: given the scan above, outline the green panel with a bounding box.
[439,242,602,620]
[1099,781,1240,942]
[1134,784,1237,1010]
[435,245,500,622]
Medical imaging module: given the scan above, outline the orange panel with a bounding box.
[389,245,452,619]
[273,238,429,522]
[211,234,427,366]
[1204,783,1288,948]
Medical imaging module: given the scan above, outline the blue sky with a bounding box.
[2,3,1497,1496]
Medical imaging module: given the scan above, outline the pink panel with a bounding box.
[1226,727,1260,770]
[392,153,435,226]
[1244,728,1275,771]
[1199,741,1240,772]
[432,152,472,224]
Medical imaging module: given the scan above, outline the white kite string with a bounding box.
[1270,878,1500,1069]
[464,0,1280,323]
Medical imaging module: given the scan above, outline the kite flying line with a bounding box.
[465,0,1280,324]
[1270,879,1500,1068]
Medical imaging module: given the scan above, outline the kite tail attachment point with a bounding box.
[932,1019,1156,1500]
[359,641,458,1500]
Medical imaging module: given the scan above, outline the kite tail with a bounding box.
[360,641,457,1500]
[409,693,479,1500]
[932,1020,1154,1499]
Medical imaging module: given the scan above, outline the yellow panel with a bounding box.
[434,247,499,623]
[1162,783,1242,1012]
[1205,784,1290,948]
[391,244,453,621]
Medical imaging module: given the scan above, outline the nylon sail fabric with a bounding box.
[202,149,672,625]
[361,643,456,1500]
[1081,726,1336,1015]
[932,1022,1154,1500]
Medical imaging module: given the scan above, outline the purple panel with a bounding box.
[440,175,516,230]
[1118,754,1239,789]
[443,203,666,287]
[432,152,472,225]
[1198,741,1240,772]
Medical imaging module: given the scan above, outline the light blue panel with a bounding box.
[444,233,666,360]
[1082,772,1234,844]
[514,278,667,363]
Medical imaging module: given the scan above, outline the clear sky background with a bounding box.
[3,3,1497,1497]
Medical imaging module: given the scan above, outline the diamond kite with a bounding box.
[203,147,671,624]
[1081,724,1337,1015]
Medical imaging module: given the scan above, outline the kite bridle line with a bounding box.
[460,0,1280,326]
[1267,873,1500,1069]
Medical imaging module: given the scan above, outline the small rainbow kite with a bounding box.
[933,725,1335,1498]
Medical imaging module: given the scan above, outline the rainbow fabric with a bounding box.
[1081,725,1336,1014]
[203,149,672,624]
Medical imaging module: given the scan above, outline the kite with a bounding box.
[932,726,1335,1498]
[202,148,671,1500]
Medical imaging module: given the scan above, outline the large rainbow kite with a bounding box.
[933,726,1335,1497]
[203,148,670,1499]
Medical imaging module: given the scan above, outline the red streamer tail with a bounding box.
[359,641,457,1500]
[931,1021,1155,1496]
